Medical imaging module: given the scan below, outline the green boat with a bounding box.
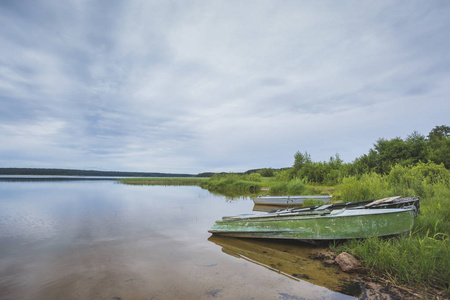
[208,207,415,241]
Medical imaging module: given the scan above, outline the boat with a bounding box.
[208,206,415,241]
[253,195,333,206]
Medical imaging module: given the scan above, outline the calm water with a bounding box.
[0,180,358,299]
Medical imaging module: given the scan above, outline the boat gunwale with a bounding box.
[218,208,415,223]
[207,229,413,240]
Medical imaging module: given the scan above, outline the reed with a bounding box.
[268,181,288,194]
[339,172,389,202]
[199,173,262,194]
[287,178,306,195]
[119,177,207,186]
[333,165,450,293]
[334,234,449,294]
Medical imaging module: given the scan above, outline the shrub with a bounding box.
[275,170,291,181]
[270,182,288,195]
[245,172,262,182]
[387,164,425,197]
[259,168,275,177]
[340,172,389,202]
[287,178,306,195]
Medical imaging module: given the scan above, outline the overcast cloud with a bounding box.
[1,0,449,173]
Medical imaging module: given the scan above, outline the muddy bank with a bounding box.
[309,248,447,300]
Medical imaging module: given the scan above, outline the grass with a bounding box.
[119,177,208,186]
[333,234,449,294]
[199,174,263,195]
[333,167,450,296]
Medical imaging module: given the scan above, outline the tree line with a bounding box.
[259,125,450,185]
[0,168,194,178]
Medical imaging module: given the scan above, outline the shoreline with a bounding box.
[310,248,445,299]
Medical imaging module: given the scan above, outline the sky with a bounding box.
[1,0,449,174]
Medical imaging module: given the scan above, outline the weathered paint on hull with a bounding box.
[209,209,414,241]
[253,195,332,206]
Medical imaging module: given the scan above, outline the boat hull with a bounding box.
[209,209,414,241]
[253,195,332,206]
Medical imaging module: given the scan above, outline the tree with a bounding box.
[428,125,450,141]
[292,151,311,174]
[405,131,429,164]
[259,168,275,177]
[428,125,450,168]
[373,137,409,173]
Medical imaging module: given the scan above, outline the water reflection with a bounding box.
[208,235,361,297]
[0,180,359,299]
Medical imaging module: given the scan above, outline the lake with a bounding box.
[0,179,359,299]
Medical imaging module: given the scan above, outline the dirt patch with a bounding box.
[309,249,447,299]
[357,271,448,300]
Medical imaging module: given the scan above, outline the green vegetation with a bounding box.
[334,233,449,293]
[119,177,207,186]
[199,173,263,195]
[118,125,449,295]
[333,168,449,295]
[201,125,450,295]
[200,162,449,294]
[278,125,450,186]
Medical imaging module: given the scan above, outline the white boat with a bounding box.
[253,195,332,206]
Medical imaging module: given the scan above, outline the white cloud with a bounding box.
[0,0,449,173]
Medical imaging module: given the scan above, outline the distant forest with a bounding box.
[0,168,194,178]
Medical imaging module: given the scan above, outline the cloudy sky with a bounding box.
[1,1,449,174]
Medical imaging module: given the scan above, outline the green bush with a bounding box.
[245,172,262,182]
[413,162,450,184]
[270,182,288,194]
[287,178,306,195]
[202,173,263,194]
[275,170,291,181]
[388,164,425,197]
[259,168,275,177]
[339,172,389,201]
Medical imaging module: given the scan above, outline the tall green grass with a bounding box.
[339,172,389,201]
[334,234,449,292]
[200,173,262,194]
[269,178,306,195]
[119,177,207,185]
[334,162,450,293]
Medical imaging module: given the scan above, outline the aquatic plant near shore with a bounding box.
[200,173,262,194]
[334,233,449,295]
[119,177,207,186]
